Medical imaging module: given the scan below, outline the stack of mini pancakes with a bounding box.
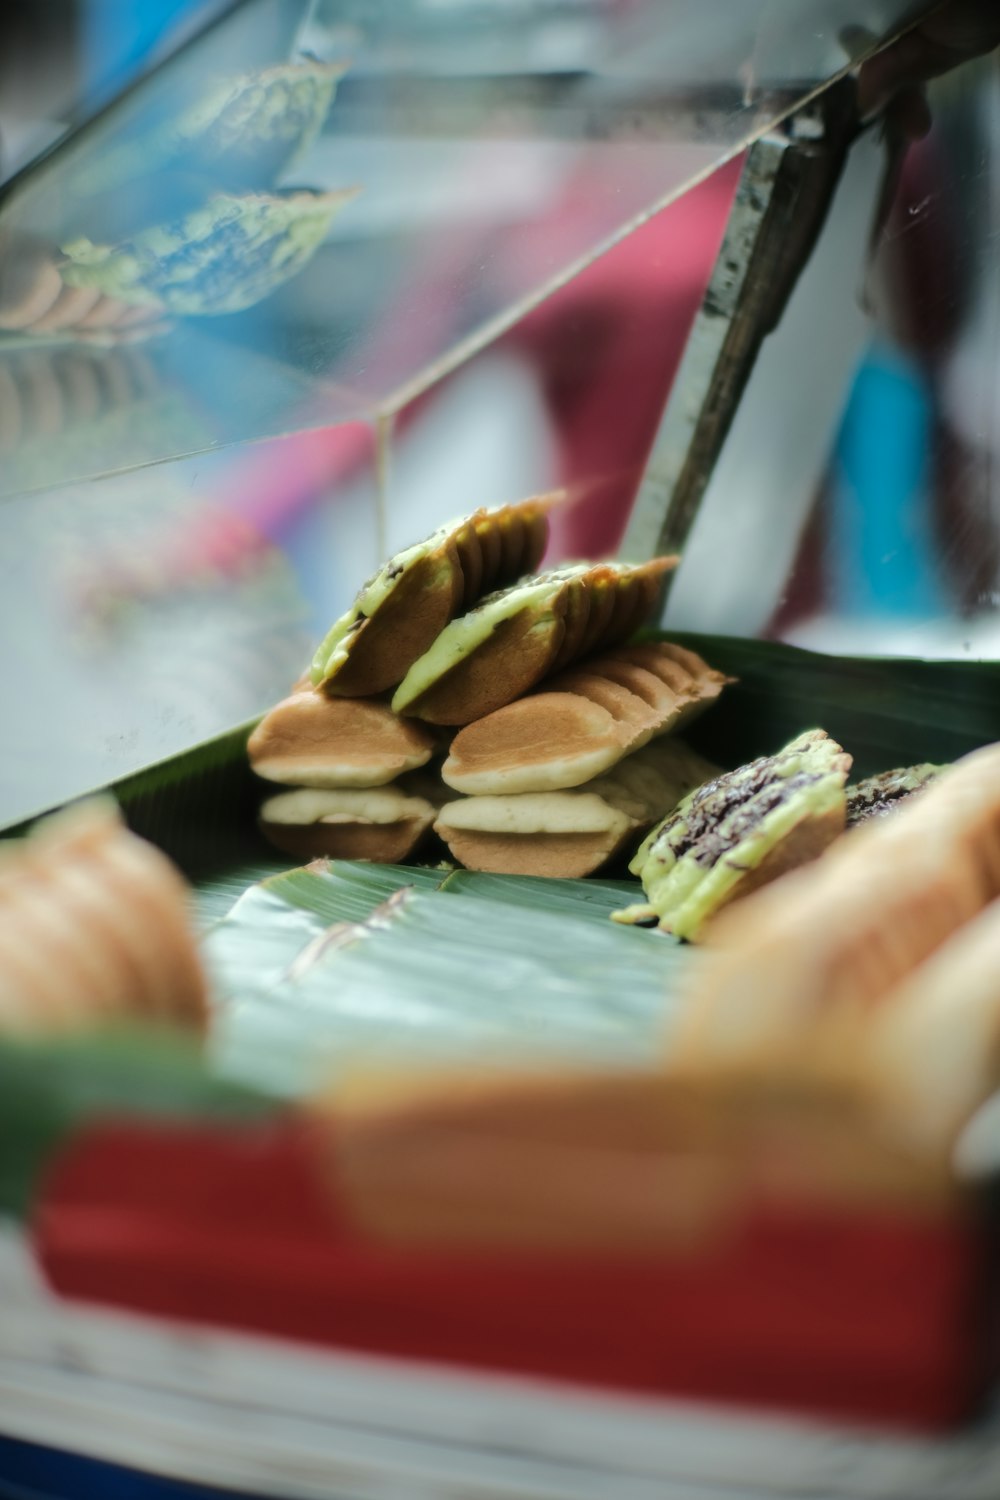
[249,497,731,878]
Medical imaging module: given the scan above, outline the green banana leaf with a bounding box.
[2,632,1000,1218]
[206,861,690,1099]
[670,633,1000,778]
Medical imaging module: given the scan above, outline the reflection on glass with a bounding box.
[0,0,937,498]
[0,0,957,824]
[0,343,199,496]
[668,57,1000,660]
[0,431,385,827]
[775,58,1000,658]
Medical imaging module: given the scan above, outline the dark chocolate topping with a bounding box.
[846,765,940,828]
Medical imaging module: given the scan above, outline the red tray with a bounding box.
[31,1113,1000,1433]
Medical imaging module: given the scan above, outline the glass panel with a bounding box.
[665,55,1000,660]
[0,0,938,500]
[0,156,738,829]
[0,428,381,826]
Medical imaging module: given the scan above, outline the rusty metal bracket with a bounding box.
[622,76,866,572]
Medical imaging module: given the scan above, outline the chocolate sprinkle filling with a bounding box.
[846,765,940,827]
[662,755,820,868]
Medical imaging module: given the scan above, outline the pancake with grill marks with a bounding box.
[434,738,718,879]
[310,497,555,698]
[442,641,729,794]
[393,556,677,727]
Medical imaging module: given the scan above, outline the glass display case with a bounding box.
[4,5,1000,1497]
[1,0,975,827]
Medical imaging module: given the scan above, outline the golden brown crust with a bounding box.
[0,801,208,1038]
[401,558,679,727]
[452,515,484,603]
[401,608,567,726]
[95,835,208,1032]
[445,689,623,795]
[259,817,433,865]
[322,496,556,697]
[248,690,437,788]
[324,552,465,698]
[433,825,632,879]
[442,640,728,794]
[552,569,593,667]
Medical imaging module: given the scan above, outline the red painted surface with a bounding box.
[32,1115,997,1432]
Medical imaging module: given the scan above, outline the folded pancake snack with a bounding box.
[441,640,729,795]
[254,499,719,871]
[434,738,719,879]
[392,556,677,726]
[616,729,852,941]
[248,688,438,789]
[249,682,448,863]
[650,745,1000,1176]
[0,800,208,1037]
[259,780,442,865]
[310,496,555,697]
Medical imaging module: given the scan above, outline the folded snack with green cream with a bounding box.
[616,729,851,941]
[442,640,729,795]
[665,744,1000,1123]
[393,556,676,727]
[310,497,555,698]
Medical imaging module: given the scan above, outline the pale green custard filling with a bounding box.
[391,564,593,714]
[309,520,458,686]
[616,733,848,940]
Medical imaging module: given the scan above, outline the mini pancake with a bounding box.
[0,799,209,1037]
[393,557,677,727]
[259,784,439,864]
[617,729,851,941]
[310,496,555,697]
[248,690,438,788]
[435,738,718,879]
[442,640,729,795]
